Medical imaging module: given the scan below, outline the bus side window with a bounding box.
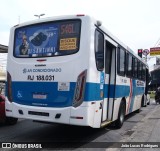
[132,57,135,77]
[137,61,142,79]
[126,53,133,77]
[142,64,146,81]
[134,58,138,78]
[117,48,125,76]
[95,29,104,71]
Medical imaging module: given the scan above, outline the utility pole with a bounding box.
[18,16,20,24]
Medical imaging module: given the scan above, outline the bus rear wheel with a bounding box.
[115,101,125,129]
[141,95,147,107]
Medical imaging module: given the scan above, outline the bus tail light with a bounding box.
[73,70,87,107]
[7,72,12,102]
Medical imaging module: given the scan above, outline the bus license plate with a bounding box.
[33,94,47,99]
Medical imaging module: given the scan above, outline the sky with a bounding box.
[0,0,160,67]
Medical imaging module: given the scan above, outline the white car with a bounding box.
[146,94,150,105]
[141,94,150,107]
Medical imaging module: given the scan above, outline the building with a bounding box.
[149,66,160,90]
[0,44,8,53]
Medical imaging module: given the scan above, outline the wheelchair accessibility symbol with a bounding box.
[17,91,23,98]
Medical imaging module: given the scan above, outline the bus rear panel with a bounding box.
[6,16,101,127]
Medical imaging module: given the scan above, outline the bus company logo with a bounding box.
[23,68,61,74]
[23,68,32,73]
[23,68,27,73]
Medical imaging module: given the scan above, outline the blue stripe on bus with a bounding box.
[10,81,144,107]
[12,82,75,107]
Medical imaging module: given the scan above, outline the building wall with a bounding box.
[0,44,7,81]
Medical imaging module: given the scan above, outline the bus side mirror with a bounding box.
[95,30,104,71]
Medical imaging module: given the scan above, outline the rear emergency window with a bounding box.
[14,20,81,58]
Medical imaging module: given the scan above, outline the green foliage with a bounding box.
[148,91,155,98]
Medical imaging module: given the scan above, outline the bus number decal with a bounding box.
[27,75,54,81]
[61,24,75,35]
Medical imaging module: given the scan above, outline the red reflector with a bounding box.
[77,14,85,16]
[37,59,46,62]
[6,109,12,112]
[76,117,83,119]
[70,116,83,119]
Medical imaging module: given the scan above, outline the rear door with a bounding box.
[102,40,116,122]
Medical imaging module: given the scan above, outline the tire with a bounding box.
[6,117,18,125]
[115,101,126,129]
[141,95,146,107]
[135,108,140,113]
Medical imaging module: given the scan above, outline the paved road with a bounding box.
[0,99,157,150]
[108,99,160,151]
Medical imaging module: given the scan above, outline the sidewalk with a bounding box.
[107,100,160,151]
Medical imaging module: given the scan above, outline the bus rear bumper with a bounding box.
[5,100,95,127]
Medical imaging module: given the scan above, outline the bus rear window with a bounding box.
[14,20,81,58]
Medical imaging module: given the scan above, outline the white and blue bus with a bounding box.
[6,15,149,128]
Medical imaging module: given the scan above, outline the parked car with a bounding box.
[155,87,160,104]
[0,94,6,123]
[141,94,150,107]
[0,85,18,125]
